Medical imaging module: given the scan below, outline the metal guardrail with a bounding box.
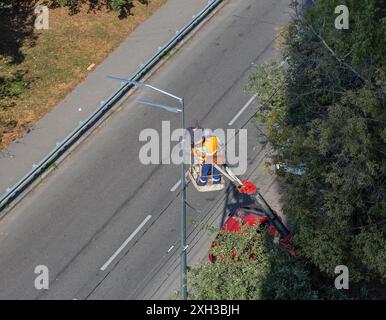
[0,0,224,212]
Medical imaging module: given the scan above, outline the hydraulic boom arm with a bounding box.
[214,163,294,254]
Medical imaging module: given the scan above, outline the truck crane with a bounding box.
[213,163,293,255]
[187,128,294,255]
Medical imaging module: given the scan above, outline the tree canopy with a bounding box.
[189,0,385,300]
[189,223,317,300]
[246,0,385,297]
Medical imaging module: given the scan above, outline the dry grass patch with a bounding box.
[0,0,166,149]
[275,25,288,50]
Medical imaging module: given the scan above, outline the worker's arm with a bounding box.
[192,146,206,163]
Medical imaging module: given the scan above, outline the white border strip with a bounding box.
[170,171,189,192]
[100,215,152,271]
[228,93,258,126]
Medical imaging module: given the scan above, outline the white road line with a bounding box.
[170,180,182,192]
[100,215,152,271]
[228,93,258,126]
[170,171,189,192]
[167,245,174,253]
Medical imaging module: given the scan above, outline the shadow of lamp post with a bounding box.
[108,76,188,300]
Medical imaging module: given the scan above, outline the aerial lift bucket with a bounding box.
[188,163,225,192]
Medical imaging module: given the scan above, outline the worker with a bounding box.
[192,128,204,149]
[185,124,204,166]
[196,129,221,186]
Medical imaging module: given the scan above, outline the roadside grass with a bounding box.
[274,26,287,49]
[0,0,166,150]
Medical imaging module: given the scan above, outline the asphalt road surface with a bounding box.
[0,0,291,299]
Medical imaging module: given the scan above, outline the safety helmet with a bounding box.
[203,128,213,138]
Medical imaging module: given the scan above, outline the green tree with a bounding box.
[261,238,318,300]
[188,223,316,300]
[247,0,386,297]
[189,224,269,300]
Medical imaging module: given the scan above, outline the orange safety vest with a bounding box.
[193,145,204,164]
[193,136,218,164]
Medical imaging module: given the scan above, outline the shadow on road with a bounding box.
[220,184,256,227]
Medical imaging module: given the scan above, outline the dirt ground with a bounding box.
[0,0,166,150]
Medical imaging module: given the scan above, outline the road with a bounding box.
[0,0,291,299]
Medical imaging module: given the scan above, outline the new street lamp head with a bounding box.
[136,99,182,114]
[107,76,183,104]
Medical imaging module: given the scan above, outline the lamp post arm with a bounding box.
[107,76,182,103]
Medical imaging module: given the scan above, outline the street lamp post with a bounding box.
[180,97,187,300]
[108,76,188,300]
